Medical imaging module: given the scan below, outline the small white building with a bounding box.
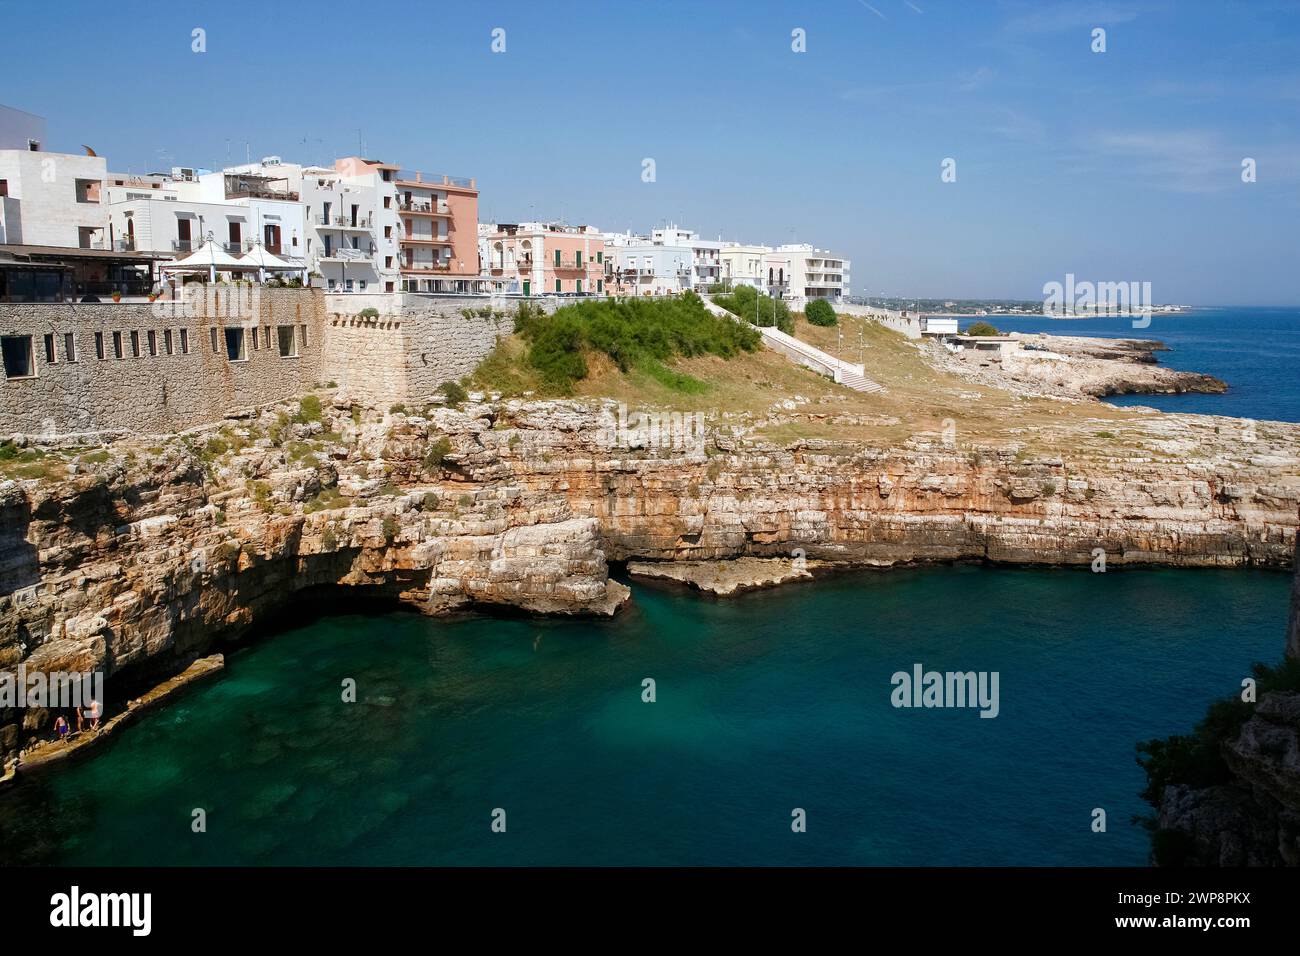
[650,225,722,291]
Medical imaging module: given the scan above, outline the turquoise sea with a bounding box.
[0,566,1289,866]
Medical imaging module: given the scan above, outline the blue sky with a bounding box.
[5,0,1300,304]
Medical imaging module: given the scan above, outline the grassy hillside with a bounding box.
[468,296,1191,459]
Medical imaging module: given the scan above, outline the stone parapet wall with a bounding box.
[321,294,565,409]
[0,288,327,436]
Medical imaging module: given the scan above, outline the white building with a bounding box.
[649,225,722,291]
[602,232,693,296]
[0,148,109,249]
[105,162,310,282]
[771,243,851,307]
[718,242,771,292]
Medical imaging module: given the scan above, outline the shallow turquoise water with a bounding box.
[0,566,1289,866]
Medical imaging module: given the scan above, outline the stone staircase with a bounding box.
[700,296,885,394]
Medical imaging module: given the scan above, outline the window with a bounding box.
[43,333,56,364]
[597,279,603,293]
[299,324,308,348]
[164,329,173,355]
[385,256,393,269]
[251,325,259,350]
[385,281,394,292]
[180,329,190,354]
[384,225,392,238]
[576,251,583,267]
[383,196,391,208]
[95,332,105,360]
[596,251,603,264]
[113,332,124,359]
[555,279,562,293]
[277,325,298,357]
[64,333,76,362]
[130,331,140,357]
[576,279,583,294]
[358,280,367,291]
[210,328,219,353]
[147,330,157,356]
[1,336,34,379]
[263,326,270,350]
[554,249,561,266]
[0,179,7,197]
[225,328,246,361]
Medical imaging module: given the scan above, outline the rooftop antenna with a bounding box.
[245,141,251,164]
[356,130,365,156]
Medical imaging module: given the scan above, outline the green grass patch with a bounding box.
[515,293,759,394]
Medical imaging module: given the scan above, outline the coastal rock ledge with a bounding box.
[1,394,1297,769]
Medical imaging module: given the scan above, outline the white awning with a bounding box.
[240,245,298,270]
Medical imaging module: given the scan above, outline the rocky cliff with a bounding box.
[1151,536,1300,866]
[2,391,1298,769]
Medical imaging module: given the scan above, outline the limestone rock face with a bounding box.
[1154,538,1300,866]
[1,396,1298,768]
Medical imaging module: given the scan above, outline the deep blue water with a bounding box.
[0,566,1289,866]
[963,307,1300,423]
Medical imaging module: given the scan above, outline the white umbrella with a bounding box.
[163,240,254,283]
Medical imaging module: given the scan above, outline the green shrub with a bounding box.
[1137,657,1300,808]
[381,514,399,540]
[0,441,19,461]
[439,381,469,406]
[712,285,794,334]
[296,394,323,424]
[804,299,837,327]
[424,436,453,472]
[517,293,760,394]
[358,307,379,319]
[966,320,1001,336]
[268,412,292,446]
[389,404,408,415]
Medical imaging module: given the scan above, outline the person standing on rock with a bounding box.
[86,700,101,733]
[54,715,70,742]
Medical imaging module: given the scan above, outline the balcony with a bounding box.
[313,213,373,230]
[552,259,595,271]
[399,200,451,215]
[394,170,475,190]
[320,247,371,262]
[400,262,452,273]
[115,237,135,252]
[399,235,453,246]
[223,173,298,202]
[172,239,199,253]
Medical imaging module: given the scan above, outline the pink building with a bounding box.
[482,223,606,297]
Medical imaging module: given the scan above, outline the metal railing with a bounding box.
[399,200,451,214]
[395,170,474,189]
[313,213,373,228]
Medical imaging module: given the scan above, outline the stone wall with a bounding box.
[0,288,327,436]
[839,303,922,339]
[320,294,563,410]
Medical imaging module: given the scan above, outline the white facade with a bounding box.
[719,243,772,291]
[106,163,310,279]
[650,225,722,291]
[604,239,693,296]
[0,104,47,151]
[0,149,109,248]
[772,243,851,306]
